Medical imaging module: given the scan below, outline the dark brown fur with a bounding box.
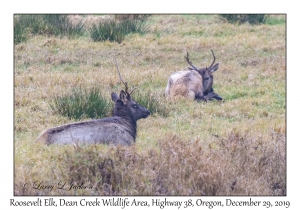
[36,91,150,146]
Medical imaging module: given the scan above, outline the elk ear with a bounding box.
[119,90,128,104]
[210,63,219,73]
[126,92,132,101]
[111,92,119,102]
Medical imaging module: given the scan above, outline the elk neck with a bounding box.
[113,100,137,140]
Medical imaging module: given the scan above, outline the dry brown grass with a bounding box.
[14,14,286,195]
[15,131,285,196]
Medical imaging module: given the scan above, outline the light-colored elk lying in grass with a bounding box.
[165,50,222,101]
[36,60,150,146]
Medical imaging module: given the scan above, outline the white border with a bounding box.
[2,0,299,209]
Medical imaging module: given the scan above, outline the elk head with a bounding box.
[185,49,219,95]
[113,57,150,121]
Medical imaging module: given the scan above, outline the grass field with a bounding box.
[14,14,286,195]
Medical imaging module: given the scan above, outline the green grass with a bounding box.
[265,15,286,25]
[42,14,85,38]
[134,91,170,117]
[14,16,31,44]
[49,86,113,120]
[14,14,286,196]
[220,14,267,24]
[90,18,149,43]
[14,14,85,44]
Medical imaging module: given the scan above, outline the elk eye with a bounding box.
[204,77,210,81]
[133,104,138,108]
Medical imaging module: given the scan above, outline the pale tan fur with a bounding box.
[166,70,203,100]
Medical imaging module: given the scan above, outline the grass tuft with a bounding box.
[14,14,85,44]
[220,14,267,24]
[49,86,112,120]
[133,91,170,117]
[42,14,85,38]
[90,19,148,43]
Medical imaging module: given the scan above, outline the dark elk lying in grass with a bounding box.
[165,50,222,101]
[36,59,150,146]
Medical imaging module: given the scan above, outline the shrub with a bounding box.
[220,14,267,24]
[90,18,148,43]
[49,86,112,120]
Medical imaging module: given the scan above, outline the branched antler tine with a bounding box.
[129,87,138,95]
[114,56,129,93]
[208,49,216,69]
[184,51,198,70]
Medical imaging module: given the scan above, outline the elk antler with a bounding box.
[114,56,137,95]
[207,49,216,70]
[114,56,129,94]
[184,51,198,71]
[129,87,137,95]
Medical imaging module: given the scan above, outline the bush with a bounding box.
[49,86,112,120]
[220,14,267,24]
[14,14,85,44]
[90,18,148,43]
